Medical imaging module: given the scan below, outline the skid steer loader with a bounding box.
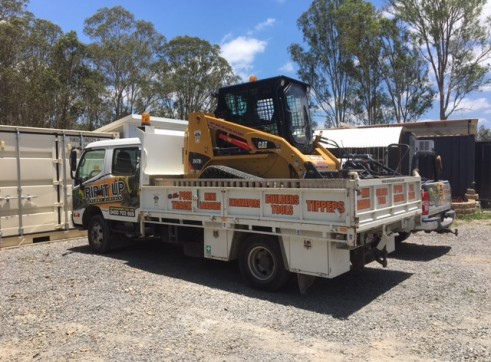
[184,76,342,179]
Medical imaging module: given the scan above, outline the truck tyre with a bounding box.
[88,214,112,253]
[239,235,290,291]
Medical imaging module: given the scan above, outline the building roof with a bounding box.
[315,126,406,148]
[355,119,478,137]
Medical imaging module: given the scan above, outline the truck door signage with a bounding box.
[85,180,126,204]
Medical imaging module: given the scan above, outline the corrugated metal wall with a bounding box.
[475,142,491,206]
[420,135,475,200]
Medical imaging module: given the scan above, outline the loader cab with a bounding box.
[214,76,314,154]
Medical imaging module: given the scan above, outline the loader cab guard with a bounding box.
[214,76,313,154]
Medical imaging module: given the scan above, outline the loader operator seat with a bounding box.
[114,150,134,175]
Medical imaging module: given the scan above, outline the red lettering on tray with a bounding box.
[171,201,192,210]
[265,194,299,205]
[229,198,260,208]
[306,200,345,213]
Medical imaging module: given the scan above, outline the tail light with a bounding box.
[422,191,430,216]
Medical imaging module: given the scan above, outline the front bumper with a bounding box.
[415,209,456,232]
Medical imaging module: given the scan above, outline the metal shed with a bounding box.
[317,119,478,200]
[475,141,491,207]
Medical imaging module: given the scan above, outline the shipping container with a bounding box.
[0,125,117,245]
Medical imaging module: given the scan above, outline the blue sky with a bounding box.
[27,0,491,129]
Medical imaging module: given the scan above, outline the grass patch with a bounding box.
[454,210,491,225]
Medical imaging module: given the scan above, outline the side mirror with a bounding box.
[69,148,78,179]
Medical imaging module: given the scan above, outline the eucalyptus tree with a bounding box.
[84,6,167,121]
[160,36,239,120]
[289,0,354,128]
[477,124,491,141]
[0,0,28,21]
[336,0,390,125]
[0,10,63,127]
[389,0,491,120]
[379,18,434,123]
[50,31,108,129]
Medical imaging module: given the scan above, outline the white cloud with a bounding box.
[254,18,276,32]
[457,97,491,114]
[480,0,491,26]
[279,62,294,73]
[220,36,267,79]
[478,118,491,128]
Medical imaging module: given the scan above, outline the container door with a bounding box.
[0,131,59,237]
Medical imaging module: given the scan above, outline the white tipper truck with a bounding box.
[70,120,421,292]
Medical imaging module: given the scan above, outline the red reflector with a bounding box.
[422,191,430,216]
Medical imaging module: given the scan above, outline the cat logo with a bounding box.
[257,141,268,149]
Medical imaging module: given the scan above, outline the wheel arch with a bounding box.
[237,232,291,291]
[229,227,288,267]
[82,205,103,229]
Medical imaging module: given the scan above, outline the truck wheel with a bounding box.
[88,215,112,253]
[239,235,290,291]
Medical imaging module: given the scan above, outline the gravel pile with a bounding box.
[1,221,490,361]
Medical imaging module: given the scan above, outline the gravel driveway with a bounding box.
[1,221,490,361]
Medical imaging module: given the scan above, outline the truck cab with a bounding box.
[71,138,141,251]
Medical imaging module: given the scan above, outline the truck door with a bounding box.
[72,146,140,226]
[109,147,140,218]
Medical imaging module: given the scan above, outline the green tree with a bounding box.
[0,0,112,130]
[84,6,167,121]
[0,9,63,127]
[23,19,63,127]
[160,36,239,120]
[379,18,434,123]
[337,0,390,125]
[0,0,28,21]
[0,15,27,123]
[289,0,354,128]
[50,31,106,129]
[477,124,491,141]
[389,0,491,120]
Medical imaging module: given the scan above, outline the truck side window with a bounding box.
[76,149,106,184]
[112,148,139,176]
